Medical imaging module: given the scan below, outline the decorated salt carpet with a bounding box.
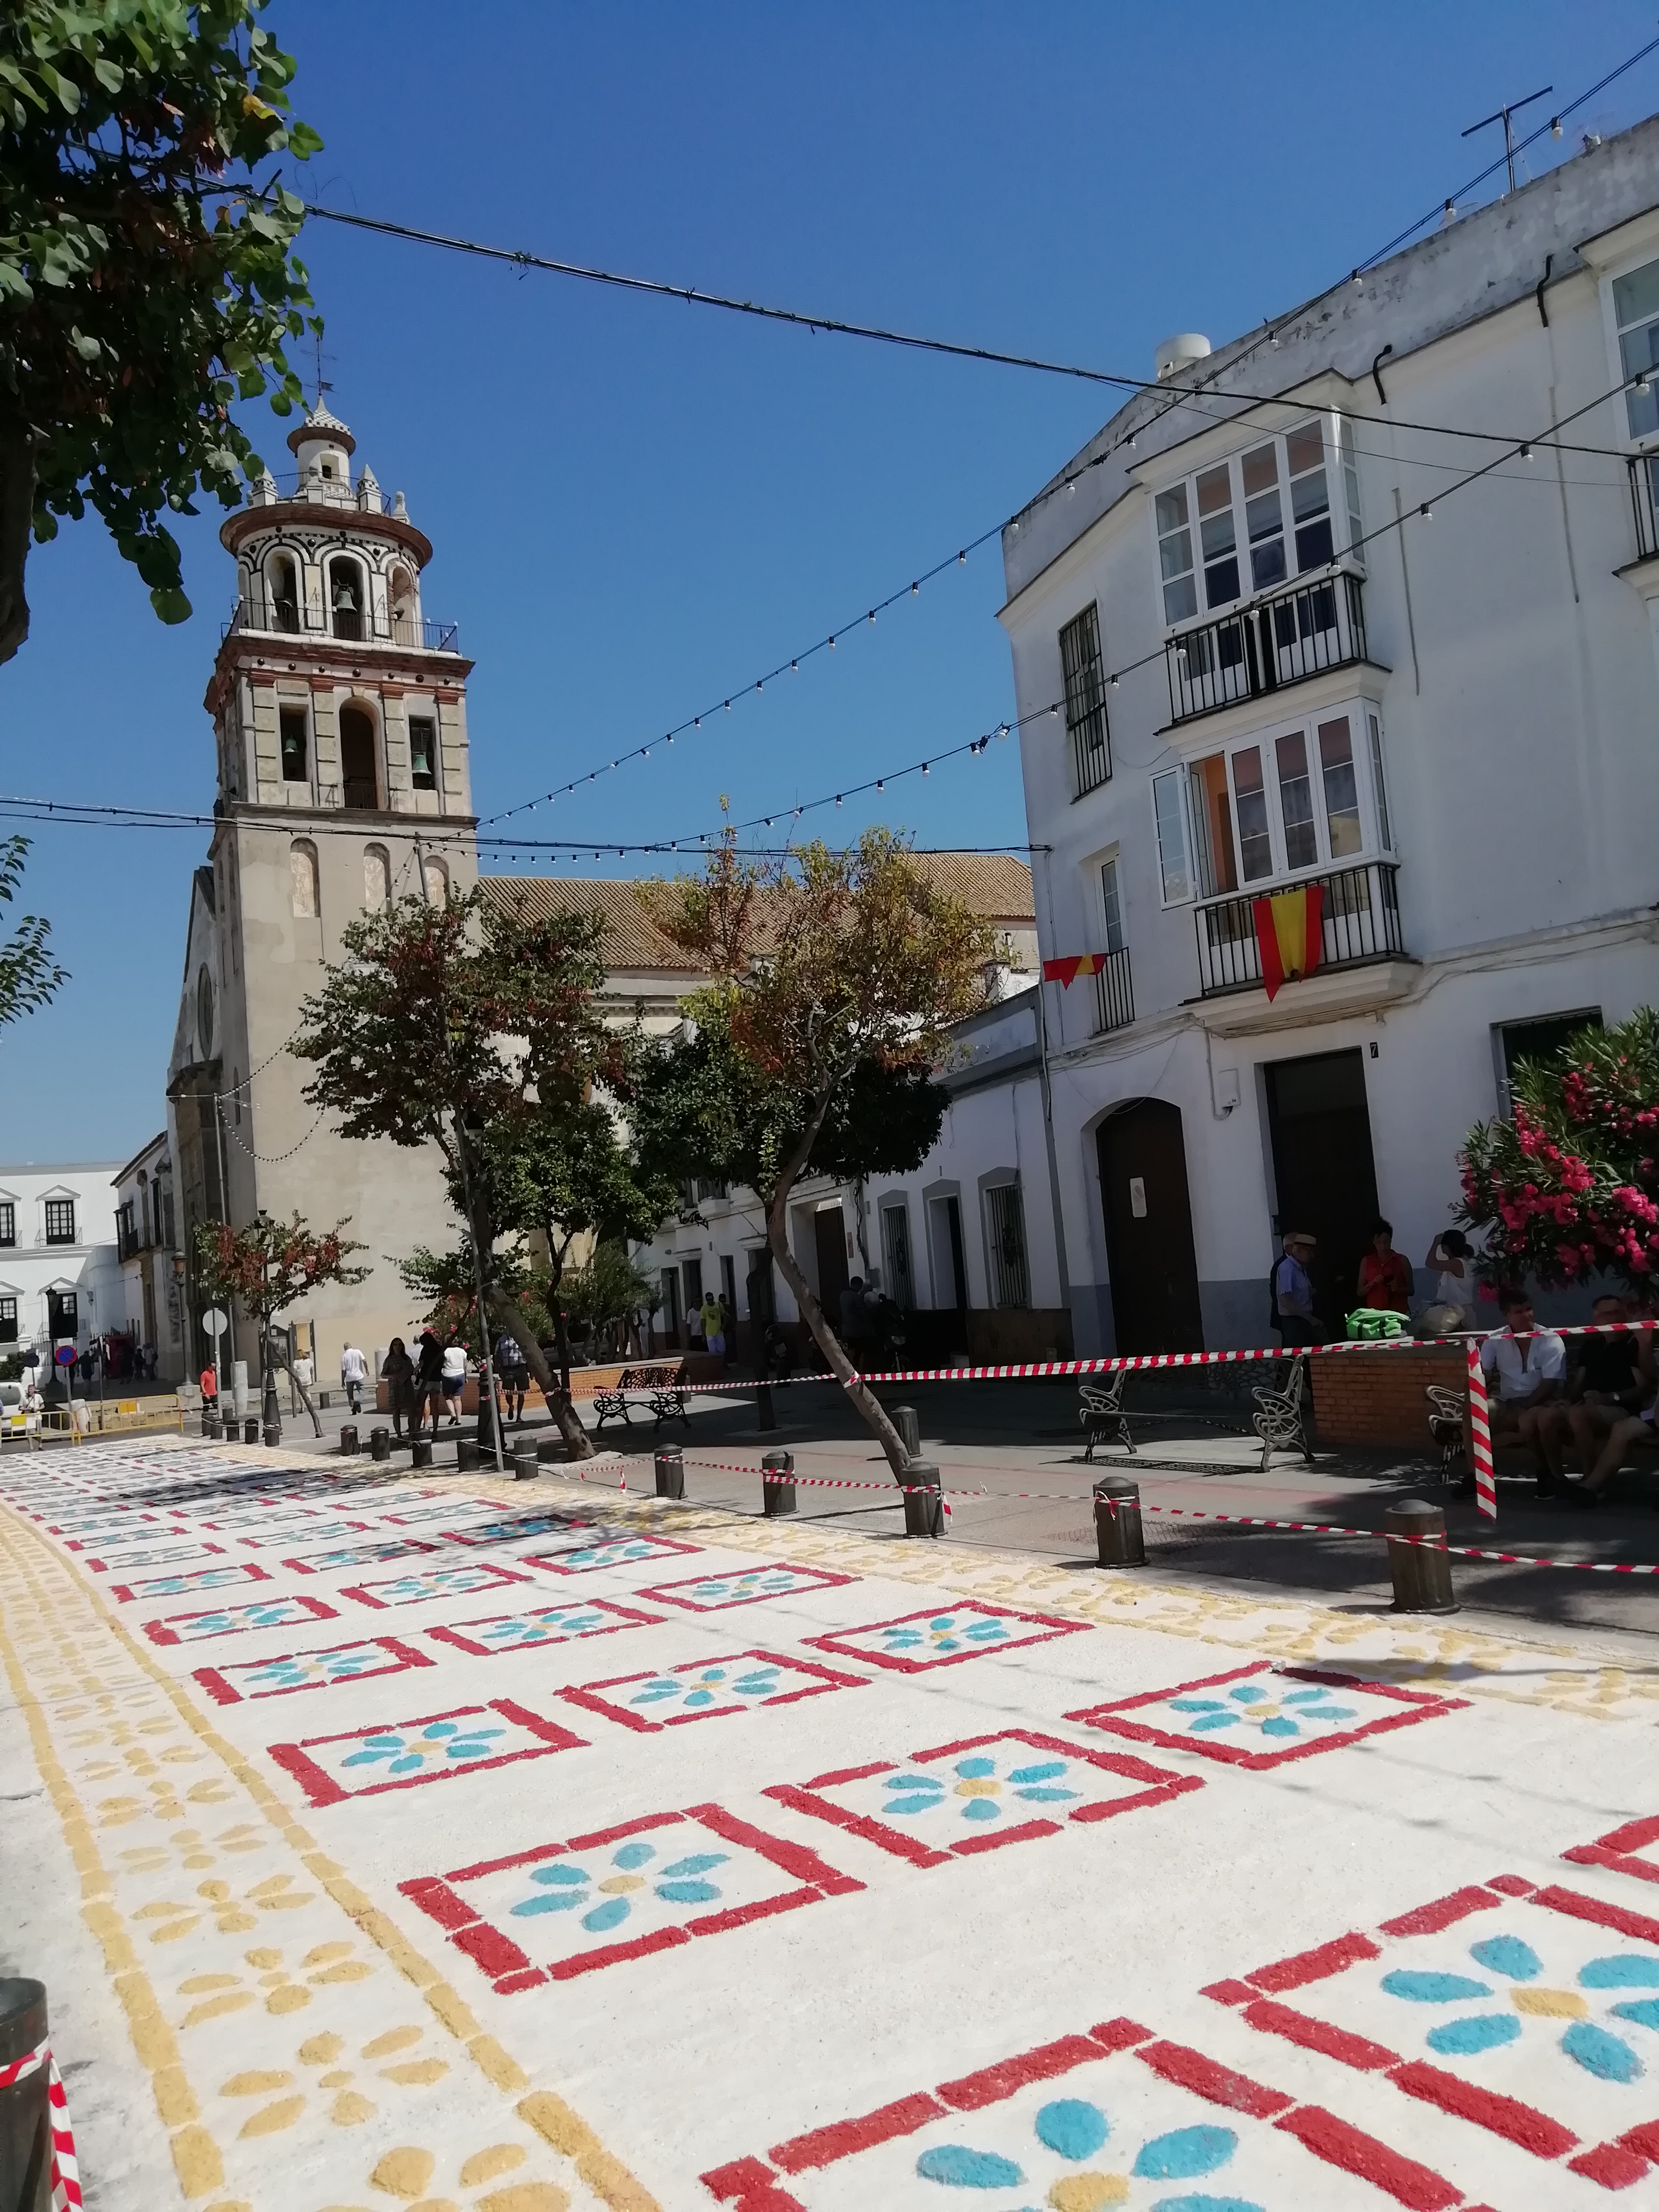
[4,1440,1659,2210]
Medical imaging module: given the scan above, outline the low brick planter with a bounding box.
[1310,1344,1466,1448]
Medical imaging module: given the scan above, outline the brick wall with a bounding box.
[1310,1345,1467,1448]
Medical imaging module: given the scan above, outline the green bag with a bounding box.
[1344,1306,1408,1341]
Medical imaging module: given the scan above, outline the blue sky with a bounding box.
[3,0,1655,1161]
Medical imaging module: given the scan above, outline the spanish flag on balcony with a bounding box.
[1252,883,1324,1000]
[1042,953,1108,988]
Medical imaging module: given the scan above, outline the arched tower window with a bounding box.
[328,556,364,641]
[423,856,449,906]
[268,551,299,634]
[339,705,380,811]
[363,845,390,911]
[389,564,416,643]
[290,840,320,919]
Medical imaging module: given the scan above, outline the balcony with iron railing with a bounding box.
[223,599,461,653]
[245,468,404,517]
[1193,859,1404,998]
[1092,945,1135,1035]
[1165,568,1369,727]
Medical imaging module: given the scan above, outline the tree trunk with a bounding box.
[273,1344,324,1437]
[766,1190,912,1480]
[542,1233,573,1397]
[0,407,34,668]
[487,1285,593,1459]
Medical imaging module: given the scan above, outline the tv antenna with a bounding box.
[1462,83,1553,195]
[311,330,336,410]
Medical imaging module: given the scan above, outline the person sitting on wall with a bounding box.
[1357,1217,1413,1316]
[1564,1293,1645,1480]
[1271,1232,1323,1347]
[1479,1287,1568,1496]
[1421,1228,1480,1333]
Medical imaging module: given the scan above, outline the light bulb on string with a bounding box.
[920,762,929,776]
[834,794,842,807]
[957,550,966,565]
[1519,443,1532,460]
[790,659,798,673]
[867,609,876,624]
[827,634,835,650]
[1420,502,1432,520]
[875,779,884,793]
[910,581,918,596]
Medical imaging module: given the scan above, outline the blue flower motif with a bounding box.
[1380,1934,1659,2082]
[1167,1683,1357,1739]
[882,1754,1079,1825]
[913,2098,1256,2203]
[245,1643,384,1690]
[630,1665,782,1712]
[340,1720,505,1775]
[882,1613,1011,1657]
[509,1841,730,1933]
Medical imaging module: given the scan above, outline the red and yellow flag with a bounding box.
[1251,884,1324,1000]
[1042,953,1108,988]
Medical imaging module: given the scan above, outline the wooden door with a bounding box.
[1264,1049,1379,1333]
[1097,1101,1204,1353]
[814,1208,850,1318]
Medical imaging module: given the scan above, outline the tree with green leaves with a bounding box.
[559,1239,658,1359]
[0,834,65,1026]
[191,1208,365,1439]
[1,1,322,663]
[1459,1008,1659,1294]
[635,830,996,1475]
[292,884,625,1461]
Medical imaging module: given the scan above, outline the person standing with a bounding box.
[339,1341,367,1417]
[440,1339,467,1426]
[718,1293,735,1368]
[492,1328,528,1425]
[413,1329,446,1439]
[199,1360,219,1416]
[1271,1233,1323,1346]
[1357,1218,1412,1316]
[380,1337,415,1442]
[700,1292,725,1359]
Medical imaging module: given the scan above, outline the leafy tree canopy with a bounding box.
[191,1209,367,1321]
[1459,1008,1659,1292]
[0,833,66,1027]
[1,0,322,661]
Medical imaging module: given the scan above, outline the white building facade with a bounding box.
[0,1163,123,1378]
[1000,121,1659,1354]
[112,1132,183,1381]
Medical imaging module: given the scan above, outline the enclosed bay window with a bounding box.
[1151,768,1192,903]
[1150,416,1354,631]
[1615,258,1659,439]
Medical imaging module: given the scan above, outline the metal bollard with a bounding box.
[537,1438,563,1465]
[903,1460,944,1539]
[1386,1498,1457,1614]
[0,1975,51,2212]
[205,1411,222,1440]
[455,1437,480,1473]
[244,1418,261,1445]
[1093,1477,1146,1568]
[892,1405,921,1460]
[655,1445,685,1499]
[411,1437,433,1470]
[511,1447,538,1481]
[761,1448,795,1515]
[339,1424,359,1456]
[369,1427,391,1463]
[200,1405,214,1437]
[756,1382,776,1431]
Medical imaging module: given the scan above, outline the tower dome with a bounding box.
[287,400,356,492]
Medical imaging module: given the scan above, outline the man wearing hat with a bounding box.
[1272,1230,1324,1346]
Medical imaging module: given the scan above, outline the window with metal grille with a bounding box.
[1059,604,1111,796]
[0,1202,13,1247]
[984,1182,1030,1310]
[0,1296,15,1343]
[44,1200,76,1245]
[881,1203,914,1309]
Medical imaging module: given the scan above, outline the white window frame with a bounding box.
[1147,413,1362,634]
[1097,847,1126,954]
[1604,250,1659,445]
[1175,698,1390,900]
[1150,768,1194,907]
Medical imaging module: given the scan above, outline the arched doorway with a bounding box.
[339,706,379,811]
[1096,1100,1204,1353]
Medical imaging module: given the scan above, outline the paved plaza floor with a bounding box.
[5,1432,1659,2209]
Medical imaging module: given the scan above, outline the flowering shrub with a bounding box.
[1459,1009,1659,1290]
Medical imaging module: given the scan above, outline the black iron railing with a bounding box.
[1194,860,1403,996]
[1628,454,1659,559]
[1165,568,1367,726]
[1093,946,1135,1034]
[224,601,460,653]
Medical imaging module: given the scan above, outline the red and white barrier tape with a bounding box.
[639,1319,1658,1396]
[1466,1345,1497,1520]
[669,1457,1657,1576]
[0,2040,82,2210]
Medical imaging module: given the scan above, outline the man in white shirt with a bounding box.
[339,1343,367,1417]
[1479,1288,1566,1493]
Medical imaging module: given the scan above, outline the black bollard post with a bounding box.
[655,1445,685,1499]
[199,1403,213,1437]
[892,1405,921,1460]
[756,1382,776,1431]
[1093,1477,1147,1568]
[1386,1499,1457,1614]
[369,1427,391,1463]
[410,1437,433,1470]
[339,1424,359,1456]
[455,1437,480,1473]
[205,1411,222,1440]
[510,1446,538,1481]
[243,1417,260,1445]
[761,1448,795,1515]
[0,1976,51,2212]
[902,1460,944,1539]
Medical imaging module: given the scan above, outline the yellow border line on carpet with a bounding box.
[0,1500,659,2212]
